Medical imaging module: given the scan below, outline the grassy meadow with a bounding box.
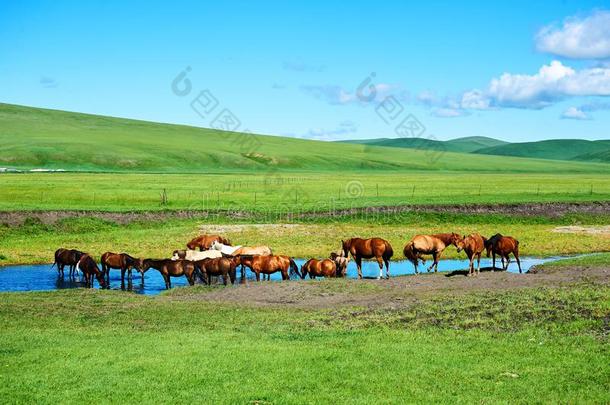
[1,269,608,403]
[1,212,609,265]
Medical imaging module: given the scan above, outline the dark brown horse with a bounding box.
[76,254,107,288]
[100,252,143,288]
[186,234,231,251]
[237,255,299,281]
[403,233,461,274]
[52,248,85,278]
[485,233,522,273]
[456,233,487,276]
[342,238,393,279]
[194,257,239,285]
[141,259,197,289]
[301,258,339,279]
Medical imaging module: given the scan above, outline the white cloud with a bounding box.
[460,60,610,110]
[561,106,590,120]
[299,120,358,140]
[432,108,464,118]
[300,83,405,105]
[536,10,610,59]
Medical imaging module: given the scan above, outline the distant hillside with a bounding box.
[474,139,610,162]
[340,136,506,153]
[1,103,609,173]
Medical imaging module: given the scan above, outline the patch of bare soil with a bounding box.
[167,265,610,309]
[1,201,608,226]
[552,226,610,235]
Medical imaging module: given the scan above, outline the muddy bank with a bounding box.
[167,265,610,309]
[1,201,609,226]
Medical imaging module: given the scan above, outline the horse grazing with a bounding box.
[330,250,349,277]
[301,258,339,279]
[403,233,461,274]
[171,249,222,261]
[141,259,197,289]
[485,233,522,273]
[456,233,487,277]
[76,254,107,288]
[100,252,143,288]
[238,255,299,281]
[52,248,85,278]
[194,257,239,285]
[342,238,393,279]
[186,234,231,251]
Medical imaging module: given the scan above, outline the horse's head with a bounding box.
[140,259,155,272]
[450,233,461,247]
[171,250,185,260]
[456,235,467,253]
[210,240,222,250]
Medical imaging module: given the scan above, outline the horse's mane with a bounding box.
[485,233,503,247]
[432,233,455,244]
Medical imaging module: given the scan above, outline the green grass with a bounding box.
[2,103,610,173]
[1,172,610,211]
[1,213,609,265]
[474,139,610,162]
[342,135,508,153]
[0,284,608,403]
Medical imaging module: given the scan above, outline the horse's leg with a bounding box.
[356,256,363,279]
[476,253,481,275]
[121,268,126,290]
[503,255,510,271]
[255,271,260,282]
[468,253,474,277]
[514,248,522,274]
[384,258,390,279]
[223,272,228,286]
[427,252,437,272]
[491,252,496,271]
[374,257,384,280]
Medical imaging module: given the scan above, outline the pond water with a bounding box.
[0,256,570,295]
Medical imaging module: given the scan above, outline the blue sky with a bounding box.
[1,0,610,142]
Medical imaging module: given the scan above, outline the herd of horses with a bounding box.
[51,232,521,289]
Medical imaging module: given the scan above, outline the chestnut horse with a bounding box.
[342,238,393,279]
[301,258,339,279]
[194,257,239,285]
[187,234,231,251]
[141,259,197,289]
[76,254,107,288]
[403,233,461,274]
[52,248,85,278]
[100,252,143,288]
[456,233,487,276]
[237,255,299,281]
[485,233,522,273]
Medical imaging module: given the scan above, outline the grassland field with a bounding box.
[0,254,608,403]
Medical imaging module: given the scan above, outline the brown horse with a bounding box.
[76,254,107,288]
[141,259,197,289]
[301,258,339,279]
[403,233,461,274]
[485,233,522,273]
[456,233,487,277]
[194,257,239,285]
[186,234,231,251]
[330,251,349,277]
[52,248,85,278]
[342,238,393,279]
[100,252,143,288]
[237,255,300,281]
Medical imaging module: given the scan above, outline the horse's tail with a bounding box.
[403,242,418,265]
[289,258,300,279]
[384,241,394,259]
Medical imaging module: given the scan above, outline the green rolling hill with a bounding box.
[473,139,610,162]
[1,103,609,173]
[339,136,506,153]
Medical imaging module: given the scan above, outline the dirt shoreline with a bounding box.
[166,265,610,309]
[1,201,608,226]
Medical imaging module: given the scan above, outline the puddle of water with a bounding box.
[0,256,570,295]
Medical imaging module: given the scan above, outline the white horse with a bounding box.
[171,249,222,261]
[210,241,242,256]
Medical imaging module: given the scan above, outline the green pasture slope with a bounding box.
[1,103,610,211]
[1,102,610,173]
